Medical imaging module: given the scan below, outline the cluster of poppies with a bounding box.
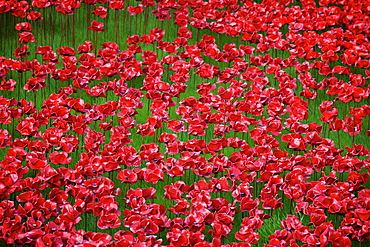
[1,0,370,246]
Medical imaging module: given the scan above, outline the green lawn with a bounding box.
[0,0,369,246]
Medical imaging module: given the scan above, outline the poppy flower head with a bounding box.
[88,20,104,32]
[150,28,165,41]
[18,32,35,43]
[108,0,125,10]
[0,79,17,91]
[92,6,107,18]
[15,22,32,31]
[177,27,192,39]
[78,41,94,53]
[27,11,43,21]
[127,5,144,15]
[57,46,75,56]
[49,151,71,165]
[117,169,138,184]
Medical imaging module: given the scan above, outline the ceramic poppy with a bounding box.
[88,20,104,32]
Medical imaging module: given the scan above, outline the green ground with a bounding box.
[0,0,369,246]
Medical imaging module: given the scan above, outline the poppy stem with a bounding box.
[109,227,113,240]
[313,90,317,120]
[252,177,256,200]
[143,4,149,34]
[115,10,119,43]
[61,15,66,47]
[367,113,370,135]
[72,14,76,48]
[93,190,97,232]
[337,130,340,148]
[87,4,91,38]
[49,10,54,45]
[94,31,98,56]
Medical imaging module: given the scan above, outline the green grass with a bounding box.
[1,0,370,246]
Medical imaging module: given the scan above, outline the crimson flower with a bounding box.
[98,214,121,229]
[49,151,71,165]
[77,41,94,53]
[0,79,16,91]
[143,167,164,184]
[15,22,32,31]
[92,6,107,18]
[88,20,104,32]
[36,234,63,247]
[108,0,124,10]
[127,5,144,15]
[18,32,35,43]
[117,169,138,184]
[27,11,43,20]
[167,228,190,246]
[177,27,192,39]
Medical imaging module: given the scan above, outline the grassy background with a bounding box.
[0,0,369,246]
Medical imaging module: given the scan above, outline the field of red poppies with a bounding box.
[0,0,370,246]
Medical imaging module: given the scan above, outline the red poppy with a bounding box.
[15,22,32,31]
[23,77,46,92]
[345,144,369,157]
[195,63,218,79]
[24,150,47,170]
[108,0,125,10]
[117,169,138,184]
[40,165,61,187]
[235,226,260,243]
[321,50,339,63]
[143,167,164,184]
[49,151,71,165]
[213,124,231,136]
[167,119,187,133]
[167,228,190,246]
[92,6,107,18]
[206,138,227,154]
[174,37,188,47]
[32,0,51,8]
[55,204,82,225]
[98,214,121,229]
[78,41,94,53]
[57,46,75,56]
[18,32,35,43]
[27,11,43,20]
[168,199,190,216]
[36,234,63,247]
[127,5,144,15]
[300,88,317,99]
[114,231,135,245]
[164,184,182,200]
[16,117,40,136]
[0,129,12,150]
[126,34,140,44]
[0,79,16,91]
[88,20,104,32]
